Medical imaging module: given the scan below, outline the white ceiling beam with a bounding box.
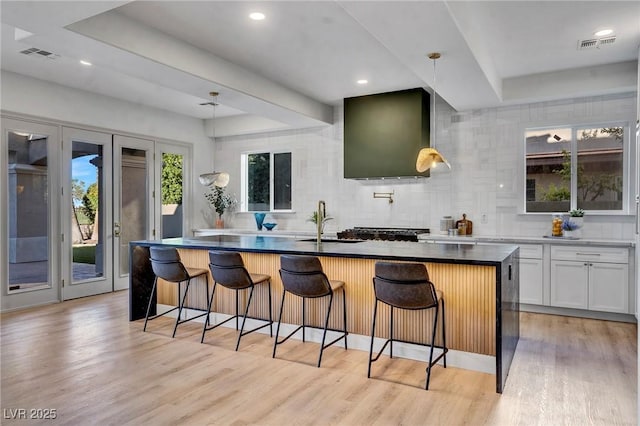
[67,10,333,126]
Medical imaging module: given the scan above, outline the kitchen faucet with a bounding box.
[317,200,326,245]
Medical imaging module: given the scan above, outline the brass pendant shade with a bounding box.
[416,52,450,173]
[416,147,450,173]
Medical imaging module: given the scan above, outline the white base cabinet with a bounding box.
[550,246,629,314]
[518,245,544,305]
[588,262,629,313]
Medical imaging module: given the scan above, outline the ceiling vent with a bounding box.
[19,47,59,59]
[578,36,616,50]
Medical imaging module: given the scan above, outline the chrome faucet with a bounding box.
[317,200,326,244]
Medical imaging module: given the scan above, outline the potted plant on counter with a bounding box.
[205,186,236,228]
[308,211,333,234]
[566,209,584,238]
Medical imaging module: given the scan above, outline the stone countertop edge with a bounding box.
[133,235,518,266]
[417,233,635,247]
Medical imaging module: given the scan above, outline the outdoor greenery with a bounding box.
[73,244,96,264]
[541,148,622,204]
[162,153,183,204]
[248,153,270,208]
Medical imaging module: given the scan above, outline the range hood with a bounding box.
[343,88,430,179]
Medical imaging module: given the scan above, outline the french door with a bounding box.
[3,117,185,309]
[62,128,113,299]
[2,117,61,310]
[62,131,155,298]
[113,135,155,291]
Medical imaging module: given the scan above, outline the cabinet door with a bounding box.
[588,263,629,313]
[520,258,543,305]
[550,260,588,309]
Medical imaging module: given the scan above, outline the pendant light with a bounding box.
[416,52,451,173]
[199,91,229,188]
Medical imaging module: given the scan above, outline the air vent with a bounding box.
[578,35,616,50]
[19,47,59,59]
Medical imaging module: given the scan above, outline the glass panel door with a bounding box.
[156,142,190,239]
[2,118,60,310]
[62,128,113,300]
[113,135,154,291]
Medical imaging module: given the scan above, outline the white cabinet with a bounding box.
[588,262,629,313]
[518,245,544,305]
[550,246,629,314]
[550,260,589,309]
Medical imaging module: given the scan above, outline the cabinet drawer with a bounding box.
[518,244,543,259]
[551,246,628,263]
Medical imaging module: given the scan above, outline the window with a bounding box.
[242,151,292,212]
[525,124,625,213]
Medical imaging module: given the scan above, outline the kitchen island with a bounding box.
[129,235,519,393]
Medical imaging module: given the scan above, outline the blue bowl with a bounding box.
[263,223,277,231]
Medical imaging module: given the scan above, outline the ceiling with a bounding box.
[1,1,639,136]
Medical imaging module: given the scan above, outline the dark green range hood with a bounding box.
[344,88,430,179]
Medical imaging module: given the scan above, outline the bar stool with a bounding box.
[202,251,273,351]
[273,255,348,367]
[144,246,210,337]
[368,262,448,390]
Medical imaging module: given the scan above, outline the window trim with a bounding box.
[522,120,630,215]
[240,149,293,213]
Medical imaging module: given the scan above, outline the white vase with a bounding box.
[571,217,583,238]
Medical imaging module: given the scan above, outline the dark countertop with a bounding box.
[132,235,518,266]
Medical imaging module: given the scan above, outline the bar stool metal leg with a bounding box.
[317,292,334,368]
[143,277,159,332]
[367,299,378,378]
[272,291,287,358]
[235,286,255,351]
[425,304,439,390]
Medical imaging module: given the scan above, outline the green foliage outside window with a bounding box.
[161,153,183,205]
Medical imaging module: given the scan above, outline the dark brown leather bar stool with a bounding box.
[144,246,210,337]
[368,262,448,390]
[202,251,273,351]
[273,255,348,367]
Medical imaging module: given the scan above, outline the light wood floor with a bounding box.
[1,291,636,425]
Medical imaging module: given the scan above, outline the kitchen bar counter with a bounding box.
[129,235,519,393]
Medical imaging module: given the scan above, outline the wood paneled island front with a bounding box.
[130,235,519,393]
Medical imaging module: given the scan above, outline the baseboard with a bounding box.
[156,304,496,375]
[520,304,637,323]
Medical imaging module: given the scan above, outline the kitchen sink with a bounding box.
[299,238,364,243]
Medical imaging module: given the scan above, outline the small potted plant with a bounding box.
[569,208,585,218]
[308,211,333,234]
[205,186,236,228]
[568,209,584,238]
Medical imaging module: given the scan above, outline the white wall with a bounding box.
[1,71,215,229]
[217,92,638,239]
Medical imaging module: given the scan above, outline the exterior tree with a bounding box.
[161,153,183,205]
[82,182,99,224]
[543,147,622,204]
[71,179,89,240]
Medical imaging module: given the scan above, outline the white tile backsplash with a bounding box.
[214,93,637,239]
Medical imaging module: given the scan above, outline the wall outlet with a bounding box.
[481,214,488,224]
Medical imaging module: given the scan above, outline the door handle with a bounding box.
[114,222,121,237]
[636,194,640,235]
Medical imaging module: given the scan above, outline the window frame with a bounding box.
[240,149,293,213]
[522,120,630,215]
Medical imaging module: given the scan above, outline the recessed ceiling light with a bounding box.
[80,60,92,66]
[357,79,368,85]
[249,12,265,21]
[594,29,613,37]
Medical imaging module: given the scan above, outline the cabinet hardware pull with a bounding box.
[576,253,600,256]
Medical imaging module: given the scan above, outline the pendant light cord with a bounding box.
[432,56,437,150]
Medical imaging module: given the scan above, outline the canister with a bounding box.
[440,216,454,235]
